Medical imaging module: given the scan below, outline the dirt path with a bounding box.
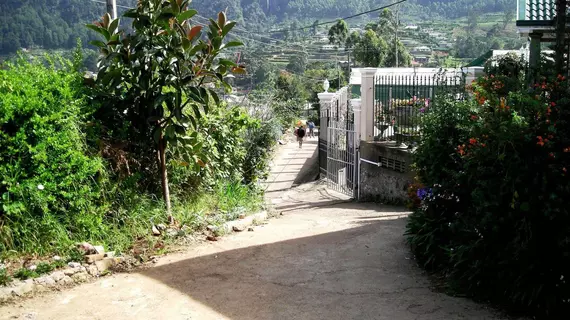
[0,137,508,320]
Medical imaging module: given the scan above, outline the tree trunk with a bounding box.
[157,137,172,216]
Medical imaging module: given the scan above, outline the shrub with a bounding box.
[242,118,281,185]
[0,268,10,286]
[407,57,570,317]
[0,57,107,255]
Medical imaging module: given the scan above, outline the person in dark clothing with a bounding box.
[295,125,306,148]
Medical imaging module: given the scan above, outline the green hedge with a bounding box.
[0,57,107,254]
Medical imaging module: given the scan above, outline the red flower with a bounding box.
[551,102,556,107]
[481,143,486,147]
[549,152,555,159]
[471,115,478,120]
[469,138,477,145]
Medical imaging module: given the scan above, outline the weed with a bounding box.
[13,268,38,280]
[35,262,54,275]
[0,268,11,285]
[66,248,84,263]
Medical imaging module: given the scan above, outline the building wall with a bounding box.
[359,141,413,204]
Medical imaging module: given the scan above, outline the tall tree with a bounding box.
[88,1,242,215]
[353,29,388,67]
[328,19,348,47]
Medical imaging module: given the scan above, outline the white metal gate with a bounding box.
[326,120,357,197]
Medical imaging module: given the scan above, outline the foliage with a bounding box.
[242,119,282,184]
[328,19,348,47]
[88,1,242,213]
[286,52,309,74]
[0,57,107,255]
[407,55,570,316]
[353,29,388,67]
[0,268,11,286]
[13,268,38,280]
[35,262,55,274]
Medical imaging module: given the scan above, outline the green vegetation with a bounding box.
[406,54,570,317]
[0,2,278,263]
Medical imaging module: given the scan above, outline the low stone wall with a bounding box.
[359,141,413,204]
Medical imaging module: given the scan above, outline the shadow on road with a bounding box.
[141,212,415,320]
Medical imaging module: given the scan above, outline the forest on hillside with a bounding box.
[0,0,516,55]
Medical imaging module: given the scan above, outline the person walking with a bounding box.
[307,121,315,138]
[295,125,306,149]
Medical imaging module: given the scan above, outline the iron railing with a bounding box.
[373,73,465,145]
[518,0,556,21]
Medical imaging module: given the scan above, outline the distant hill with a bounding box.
[0,0,515,55]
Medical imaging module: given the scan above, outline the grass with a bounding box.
[0,179,263,272]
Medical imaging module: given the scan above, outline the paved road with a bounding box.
[0,136,510,320]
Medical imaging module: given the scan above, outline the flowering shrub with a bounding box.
[406,55,570,317]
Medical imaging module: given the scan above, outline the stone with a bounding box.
[60,276,74,285]
[165,228,178,237]
[104,251,115,258]
[52,255,61,261]
[34,276,56,287]
[238,213,246,219]
[248,227,254,232]
[94,257,118,273]
[84,254,105,264]
[71,272,88,283]
[206,225,218,232]
[77,242,96,254]
[28,265,37,271]
[206,235,218,241]
[51,271,65,282]
[93,245,105,255]
[10,280,34,296]
[62,268,78,276]
[68,262,81,269]
[87,265,99,276]
[232,225,246,232]
[152,225,161,236]
[156,224,167,231]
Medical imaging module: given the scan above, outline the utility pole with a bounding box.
[106,0,117,19]
[395,4,400,68]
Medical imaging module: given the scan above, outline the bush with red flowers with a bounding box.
[406,54,570,317]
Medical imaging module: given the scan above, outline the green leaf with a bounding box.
[218,59,237,67]
[520,202,530,212]
[177,9,197,22]
[123,9,138,18]
[109,19,120,35]
[182,38,191,50]
[221,21,236,36]
[223,41,243,49]
[212,37,222,50]
[89,40,106,48]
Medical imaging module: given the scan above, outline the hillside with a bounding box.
[0,0,515,55]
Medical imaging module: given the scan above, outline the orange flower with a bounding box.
[546,119,551,124]
[564,147,570,153]
[537,136,545,146]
